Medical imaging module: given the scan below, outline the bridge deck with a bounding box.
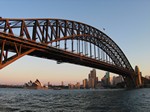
[0,32,133,76]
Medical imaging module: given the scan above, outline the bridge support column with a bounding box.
[123,76,136,88]
[134,66,143,88]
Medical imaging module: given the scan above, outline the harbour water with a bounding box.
[0,88,149,112]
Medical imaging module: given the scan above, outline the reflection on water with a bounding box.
[0,88,150,112]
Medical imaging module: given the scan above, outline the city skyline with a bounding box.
[0,0,150,85]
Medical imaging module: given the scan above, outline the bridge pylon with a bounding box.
[123,66,143,88]
[134,66,143,87]
[123,75,136,88]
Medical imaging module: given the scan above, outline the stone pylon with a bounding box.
[135,66,142,87]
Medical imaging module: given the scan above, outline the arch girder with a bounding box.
[48,35,124,68]
[0,18,133,71]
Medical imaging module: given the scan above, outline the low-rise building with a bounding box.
[68,83,75,89]
[75,82,80,89]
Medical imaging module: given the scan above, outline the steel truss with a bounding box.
[0,18,136,87]
[0,18,133,70]
[0,18,137,83]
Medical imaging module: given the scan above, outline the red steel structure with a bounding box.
[0,18,137,87]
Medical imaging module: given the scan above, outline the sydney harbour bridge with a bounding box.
[0,18,142,88]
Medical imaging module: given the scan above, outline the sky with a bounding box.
[0,0,150,85]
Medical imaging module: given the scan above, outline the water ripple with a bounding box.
[0,88,150,112]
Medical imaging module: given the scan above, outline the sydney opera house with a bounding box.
[24,79,48,89]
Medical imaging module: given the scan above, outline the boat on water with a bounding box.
[24,79,48,89]
[53,87,61,90]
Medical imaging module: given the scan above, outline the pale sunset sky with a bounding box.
[0,0,150,85]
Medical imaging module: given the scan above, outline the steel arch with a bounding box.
[0,18,133,71]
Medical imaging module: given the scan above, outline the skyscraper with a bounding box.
[88,69,98,88]
[83,79,88,89]
[101,72,111,87]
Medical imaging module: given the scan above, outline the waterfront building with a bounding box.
[113,75,123,85]
[90,69,96,78]
[68,82,80,89]
[88,78,95,88]
[61,81,64,86]
[75,82,80,89]
[68,83,75,89]
[24,79,48,89]
[109,76,113,85]
[101,72,111,87]
[88,69,98,88]
[95,81,103,89]
[83,79,88,89]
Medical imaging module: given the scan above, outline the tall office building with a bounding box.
[90,69,96,78]
[88,78,95,88]
[88,69,98,88]
[101,71,111,87]
[83,79,88,89]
